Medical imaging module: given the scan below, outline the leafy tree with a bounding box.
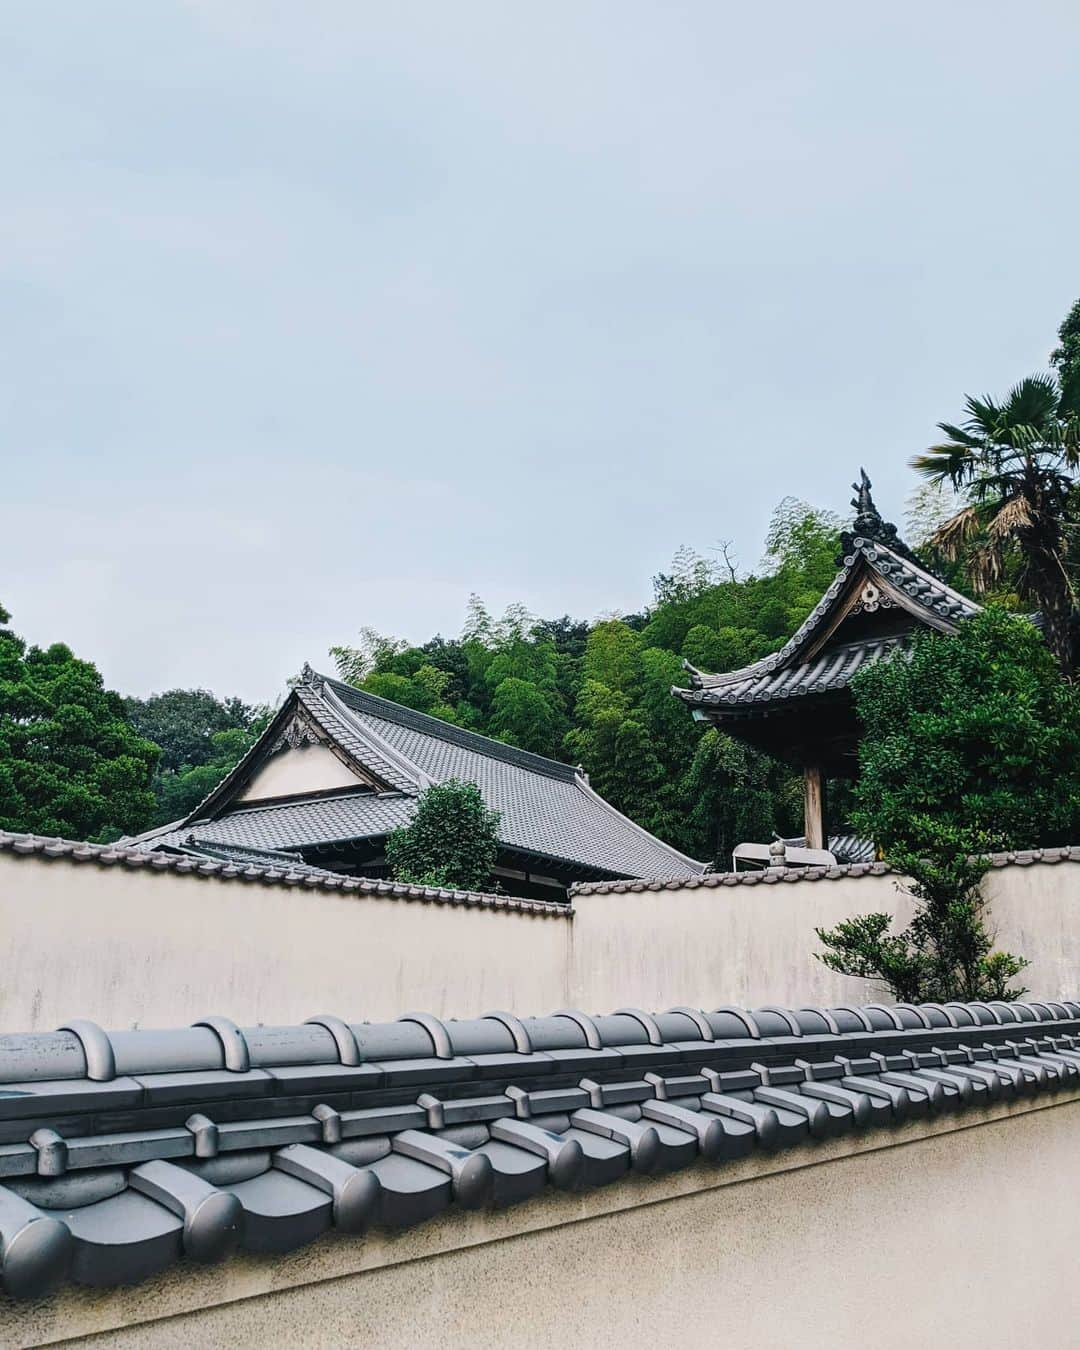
[151,727,259,824]
[124,688,260,774]
[0,604,158,840]
[814,608,1070,1002]
[913,374,1080,675]
[816,842,1029,1004]
[581,620,643,698]
[385,779,500,890]
[488,677,564,756]
[850,608,1080,850]
[1051,296,1080,398]
[678,728,778,869]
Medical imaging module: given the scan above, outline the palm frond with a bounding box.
[1003,375,1061,429]
[968,539,1005,593]
[911,443,977,485]
[962,394,1003,436]
[929,505,981,560]
[987,495,1033,540]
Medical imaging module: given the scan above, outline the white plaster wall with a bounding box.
[0,855,571,1031]
[235,743,364,801]
[1,853,1077,1036]
[9,1093,1080,1350]
[569,872,915,1009]
[984,861,1080,999]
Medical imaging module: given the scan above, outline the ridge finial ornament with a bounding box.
[851,467,878,525]
[300,662,315,685]
[836,467,927,571]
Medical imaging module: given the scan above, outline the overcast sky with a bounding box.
[2,2,1078,703]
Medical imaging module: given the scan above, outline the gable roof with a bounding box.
[0,992,1075,1299]
[675,534,981,713]
[135,668,704,882]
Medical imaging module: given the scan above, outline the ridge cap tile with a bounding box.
[0,995,1075,1299]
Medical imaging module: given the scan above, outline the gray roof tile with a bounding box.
[675,537,982,713]
[0,994,1075,1299]
[151,673,704,882]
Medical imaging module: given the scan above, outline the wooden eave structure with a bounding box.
[672,471,982,846]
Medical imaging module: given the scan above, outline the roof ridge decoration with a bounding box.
[839,468,926,571]
[675,534,982,709]
[0,993,1078,1299]
[172,675,426,828]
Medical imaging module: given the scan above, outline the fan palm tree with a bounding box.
[912,374,1080,677]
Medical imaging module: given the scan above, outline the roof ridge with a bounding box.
[190,786,407,823]
[572,775,705,873]
[682,535,981,696]
[312,681,431,793]
[318,673,581,782]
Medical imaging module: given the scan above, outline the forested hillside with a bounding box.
[327,498,844,865]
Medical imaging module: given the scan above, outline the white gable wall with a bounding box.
[235,742,369,803]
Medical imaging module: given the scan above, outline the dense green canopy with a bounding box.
[0,604,158,841]
[330,498,843,864]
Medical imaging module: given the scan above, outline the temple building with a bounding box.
[673,471,982,851]
[130,666,704,901]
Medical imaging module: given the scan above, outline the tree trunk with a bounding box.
[1033,560,1075,680]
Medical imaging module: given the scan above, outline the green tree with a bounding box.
[814,608,1067,1002]
[152,727,260,823]
[850,608,1080,850]
[678,729,778,869]
[488,677,564,756]
[124,688,260,774]
[581,620,643,698]
[385,779,500,890]
[0,604,158,840]
[1051,297,1080,398]
[913,374,1080,675]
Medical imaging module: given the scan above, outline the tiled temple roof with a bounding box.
[0,996,1077,1300]
[675,536,981,713]
[139,670,704,883]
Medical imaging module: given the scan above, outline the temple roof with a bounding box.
[133,669,704,883]
[676,518,981,716]
[0,994,1075,1299]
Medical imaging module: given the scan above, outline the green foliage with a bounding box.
[0,605,158,841]
[849,608,1080,852]
[328,499,844,861]
[385,779,500,890]
[124,690,271,826]
[816,845,1029,1004]
[814,608,1065,1002]
[678,729,784,869]
[124,688,262,774]
[913,373,1080,674]
[151,727,261,824]
[1051,296,1080,403]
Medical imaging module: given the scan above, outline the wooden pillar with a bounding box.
[803,764,825,851]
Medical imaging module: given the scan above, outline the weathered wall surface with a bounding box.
[8,1093,1080,1350]
[1,848,1079,1032]
[983,860,1080,1000]
[0,853,571,1030]
[568,870,913,1009]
